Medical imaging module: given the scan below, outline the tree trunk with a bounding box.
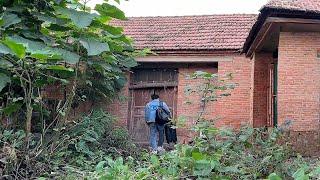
[26,105,33,136]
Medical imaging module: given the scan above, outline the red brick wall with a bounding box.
[278,32,320,131]
[252,53,273,127]
[176,65,218,143]
[214,55,253,128]
[176,56,253,142]
[102,72,130,127]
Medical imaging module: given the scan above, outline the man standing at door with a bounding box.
[145,94,171,154]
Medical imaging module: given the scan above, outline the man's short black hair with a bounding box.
[151,94,159,100]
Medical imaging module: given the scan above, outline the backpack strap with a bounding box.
[159,101,163,108]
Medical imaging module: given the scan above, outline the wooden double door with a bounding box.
[128,68,178,144]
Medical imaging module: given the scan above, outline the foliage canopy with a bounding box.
[0,0,138,134]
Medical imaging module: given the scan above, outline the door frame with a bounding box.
[267,59,278,127]
[127,67,179,143]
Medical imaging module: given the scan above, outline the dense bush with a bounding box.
[88,122,320,180]
[1,119,319,179]
[0,109,138,178]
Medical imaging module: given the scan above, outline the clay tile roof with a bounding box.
[243,0,320,55]
[263,0,320,13]
[112,14,257,51]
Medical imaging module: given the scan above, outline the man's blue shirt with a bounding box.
[144,99,170,123]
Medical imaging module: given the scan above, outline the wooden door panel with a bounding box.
[129,87,177,143]
[131,106,149,142]
[129,68,178,143]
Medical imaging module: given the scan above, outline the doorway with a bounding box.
[128,68,178,144]
[267,59,278,127]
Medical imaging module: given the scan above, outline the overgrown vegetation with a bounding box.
[84,71,319,180]
[0,0,139,132]
[0,109,138,178]
[87,126,320,179]
[21,71,320,179]
[0,0,141,178]
[0,0,319,179]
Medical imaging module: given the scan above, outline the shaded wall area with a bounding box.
[251,53,274,127]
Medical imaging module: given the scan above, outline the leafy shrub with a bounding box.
[0,109,139,178]
[50,109,138,172]
[0,129,25,177]
[100,127,139,157]
[87,123,319,180]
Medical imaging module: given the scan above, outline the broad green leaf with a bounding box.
[8,35,47,52]
[103,54,117,63]
[92,60,113,72]
[293,167,309,180]
[46,65,74,72]
[68,9,98,28]
[79,38,110,56]
[109,42,124,52]
[193,160,213,176]
[118,56,137,68]
[123,57,138,68]
[104,25,123,35]
[2,38,26,58]
[7,36,64,61]
[0,43,13,54]
[30,51,61,61]
[56,7,98,28]
[95,3,126,20]
[192,150,205,160]
[21,31,52,46]
[91,20,123,35]
[115,157,124,166]
[95,161,106,173]
[0,59,13,67]
[268,173,282,180]
[115,76,126,88]
[150,155,160,166]
[34,13,58,24]
[54,48,80,64]
[1,12,21,28]
[34,12,67,25]
[0,73,11,92]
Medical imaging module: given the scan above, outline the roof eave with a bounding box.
[242,7,320,57]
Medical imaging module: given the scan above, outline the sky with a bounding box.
[87,0,269,17]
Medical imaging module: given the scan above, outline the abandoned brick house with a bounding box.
[109,0,320,154]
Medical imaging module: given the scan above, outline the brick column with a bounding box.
[278,32,320,131]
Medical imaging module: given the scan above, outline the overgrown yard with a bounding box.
[0,0,319,179]
[1,109,319,179]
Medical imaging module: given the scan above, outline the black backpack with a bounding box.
[156,101,171,125]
